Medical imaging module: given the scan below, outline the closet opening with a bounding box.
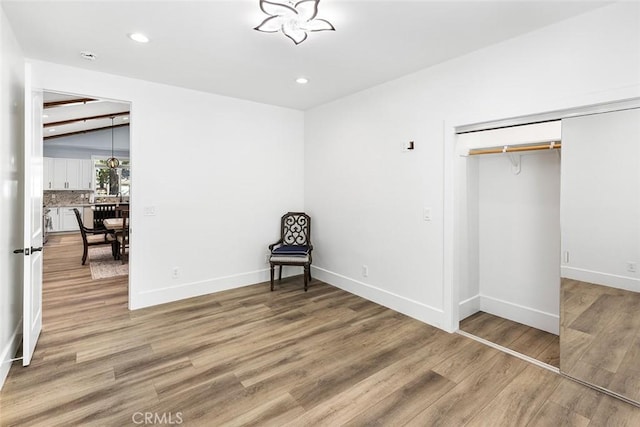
[456,120,562,369]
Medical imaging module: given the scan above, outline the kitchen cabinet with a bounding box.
[43,157,54,190]
[81,160,93,190]
[46,158,92,190]
[47,206,82,232]
[48,207,60,232]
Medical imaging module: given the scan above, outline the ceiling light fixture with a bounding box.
[129,33,149,43]
[106,117,120,169]
[254,0,335,45]
[296,77,309,84]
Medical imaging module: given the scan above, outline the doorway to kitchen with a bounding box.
[42,91,131,319]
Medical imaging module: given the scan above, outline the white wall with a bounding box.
[561,109,640,292]
[30,61,305,309]
[475,152,561,334]
[0,6,24,389]
[305,2,640,331]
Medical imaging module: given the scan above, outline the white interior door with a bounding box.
[22,63,44,366]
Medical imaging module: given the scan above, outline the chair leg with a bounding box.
[303,265,309,292]
[81,243,88,265]
[278,265,282,281]
[308,265,312,282]
[270,264,275,291]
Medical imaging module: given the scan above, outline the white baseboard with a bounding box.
[459,295,481,321]
[1,320,22,391]
[130,267,296,309]
[480,295,559,335]
[561,267,640,293]
[311,266,444,329]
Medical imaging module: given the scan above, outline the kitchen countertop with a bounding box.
[45,202,129,208]
[45,203,93,208]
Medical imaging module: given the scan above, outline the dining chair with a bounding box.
[73,208,118,265]
[268,212,313,291]
[116,210,130,264]
[92,203,116,230]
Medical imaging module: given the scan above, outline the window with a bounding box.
[94,158,130,196]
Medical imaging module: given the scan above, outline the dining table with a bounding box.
[103,217,124,231]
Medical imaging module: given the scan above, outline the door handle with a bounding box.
[13,247,42,255]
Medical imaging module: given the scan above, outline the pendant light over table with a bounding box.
[106,116,120,168]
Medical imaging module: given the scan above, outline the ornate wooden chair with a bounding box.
[268,212,313,291]
[73,208,118,265]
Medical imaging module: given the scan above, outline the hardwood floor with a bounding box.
[459,311,560,368]
[561,278,640,404]
[1,234,639,426]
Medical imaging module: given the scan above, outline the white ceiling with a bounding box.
[3,0,609,110]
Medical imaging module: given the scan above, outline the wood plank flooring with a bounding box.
[459,311,560,368]
[1,234,639,426]
[561,278,640,404]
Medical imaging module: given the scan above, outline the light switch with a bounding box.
[423,207,431,221]
[143,206,156,216]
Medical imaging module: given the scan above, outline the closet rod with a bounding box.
[469,141,561,156]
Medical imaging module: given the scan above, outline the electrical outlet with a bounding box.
[172,267,179,279]
[627,262,637,273]
[362,265,368,277]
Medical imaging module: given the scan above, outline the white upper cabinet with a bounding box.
[45,157,92,190]
[43,157,54,190]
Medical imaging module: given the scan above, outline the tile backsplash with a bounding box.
[44,191,92,206]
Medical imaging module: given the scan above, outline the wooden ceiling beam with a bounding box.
[43,98,97,108]
[44,111,130,128]
[44,123,130,141]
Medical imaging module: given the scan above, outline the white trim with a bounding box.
[456,97,640,134]
[442,120,459,333]
[561,267,640,293]
[456,329,559,373]
[129,268,294,309]
[480,295,559,335]
[458,295,481,320]
[312,266,444,329]
[0,320,23,390]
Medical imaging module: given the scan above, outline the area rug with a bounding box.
[89,247,129,280]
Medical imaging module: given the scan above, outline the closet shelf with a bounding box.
[469,141,561,156]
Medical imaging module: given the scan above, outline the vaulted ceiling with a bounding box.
[3,1,609,110]
[43,92,129,139]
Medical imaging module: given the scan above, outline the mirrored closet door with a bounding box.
[560,108,640,404]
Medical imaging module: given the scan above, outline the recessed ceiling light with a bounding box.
[80,51,97,61]
[42,114,49,118]
[48,128,56,132]
[129,33,149,43]
[123,117,129,120]
[296,77,309,84]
